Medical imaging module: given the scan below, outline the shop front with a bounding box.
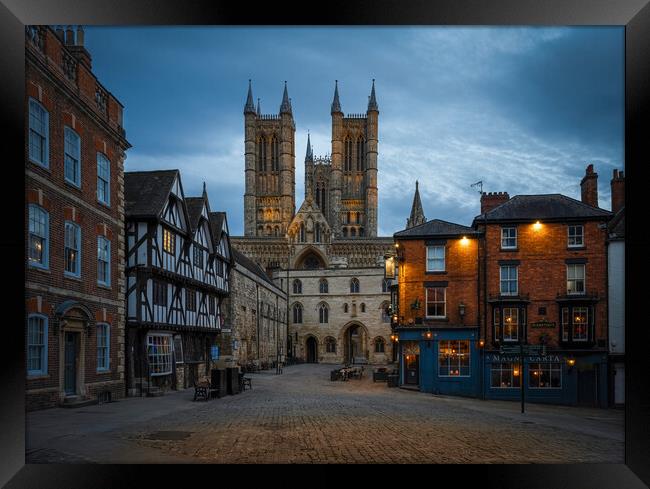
[483,350,608,407]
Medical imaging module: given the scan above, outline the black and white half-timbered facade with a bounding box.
[124,170,232,394]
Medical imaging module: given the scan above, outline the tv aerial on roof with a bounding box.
[470,180,483,194]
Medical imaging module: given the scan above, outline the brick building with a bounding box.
[474,165,612,407]
[25,26,130,410]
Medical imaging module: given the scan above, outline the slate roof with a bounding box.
[185,197,205,233]
[232,247,276,287]
[473,194,612,224]
[394,219,479,238]
[124,170,178,218]
[608,207,625,238]
[208,212,226,239]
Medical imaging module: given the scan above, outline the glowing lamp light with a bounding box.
[513,368,520,377]
[533,221,542,231]
[567,358,576,367]
[478,339,485,348]
[423,331,433,340]
[460,236,469,245]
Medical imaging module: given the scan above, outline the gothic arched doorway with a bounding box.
[343,323,368,365]
[306,336,318,363]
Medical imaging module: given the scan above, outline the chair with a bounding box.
[193,378,210,401]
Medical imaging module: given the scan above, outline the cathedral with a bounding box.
[231,80,396,364]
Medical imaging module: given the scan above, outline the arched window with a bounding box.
[344,303,349,313]
[274,226,279,236]
[293,279,302,294]
[299,223,305,242]
[271,136,279,171]
[381,302,391,323]
[359,227,364,237]
[350,278,360,293]
[344,137,352,172]
[319,303,329,324]
[374,337,386,353]
[292,303,303,324]
[257,137,266,172]
[356,137,365,171]
[382,278,391,293]
[325,337,337,353]
[319,279,328,294]
[266,225,272,236]
[361,303,366,313]
[350,228,357,237]
[342,227,348,238]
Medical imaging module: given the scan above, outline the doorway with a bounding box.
[306,337,318,363]
[404,354,419,385]
[64,332,78,395]
[343,323,366,364]
[577,365,598,407]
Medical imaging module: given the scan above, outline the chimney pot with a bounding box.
[610,167,625,213]
[76,25,84,46]
[65,25,74,45]
[580,164,599,208]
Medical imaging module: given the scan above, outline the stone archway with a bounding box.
[306,336,319,363]
[293,245,328,269]
[342,322,369,365]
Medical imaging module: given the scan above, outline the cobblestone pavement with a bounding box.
[26,364,624,464]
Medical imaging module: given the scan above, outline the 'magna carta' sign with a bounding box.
[530,320,556,329]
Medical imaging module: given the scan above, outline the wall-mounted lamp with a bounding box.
[422,330,433,340]
[533,221,542,231]
[390,333,399,343]
[459,302,466,319]
[478,339,485,348]
[567,357,576,369]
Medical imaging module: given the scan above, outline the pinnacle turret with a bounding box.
[407,180,426,229]
[280,81,292,114]
[367,79,378,112]
[244,79,255,114]
[256,98,261,115]
[305,132,313,160]
[331,80,342,114]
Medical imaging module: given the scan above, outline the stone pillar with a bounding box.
[244,112,257,236]
[330,111,343,237]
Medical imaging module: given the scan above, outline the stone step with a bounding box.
[60,396,98,408]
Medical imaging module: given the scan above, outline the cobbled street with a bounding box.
[26,364,623,464]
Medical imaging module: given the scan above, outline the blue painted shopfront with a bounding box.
[396,327,481,397]
[482,350,609,407]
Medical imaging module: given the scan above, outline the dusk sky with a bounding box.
[84,26,624,237]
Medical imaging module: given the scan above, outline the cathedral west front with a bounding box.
[231,80,395,365]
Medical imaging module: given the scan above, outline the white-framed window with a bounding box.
[501,227,517,249]
[292,303,303,324]
[27,314,48,376]
[147,334,173,376]
[438,340,470,377]
[64,221,81,277]
[319,303,328,324]
[562,307,569,341]
[293,279,302,294]
[502,307,519,341]
[490,362,521,388]
[29,98,49,167]
[173,335,184,364]
[319,279,328,294]
[500,265,518,296]
[64,126,81,187]
[96,323,110,372]
[97,236,111,286]
[426,245,445,272]
[568,225,584,248]
[97,152,111,206]
[528,362,562,389]
[567,264,585,295]
[28,204,49,269]
[425,287,446,318]
[350,278,360,293]
[572,306,589,341]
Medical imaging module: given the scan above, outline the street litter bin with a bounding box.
[387,374,399,388]
[330,370,340,381]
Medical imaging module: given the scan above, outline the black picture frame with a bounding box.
[3,0,649,486]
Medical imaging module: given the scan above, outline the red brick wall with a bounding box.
[397,237,479,327]
[481,221,608,346]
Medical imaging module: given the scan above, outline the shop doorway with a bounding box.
[64,332,78,395]
[306,337,318,363]
[404,353,419,385]
[577,366,598,407]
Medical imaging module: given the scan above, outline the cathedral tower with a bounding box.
[243,81,296,237]
[406,180,426,228]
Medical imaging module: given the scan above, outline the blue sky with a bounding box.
[84,26,624,236]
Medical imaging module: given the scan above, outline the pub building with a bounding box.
[124,170,232,395]
[388,183,482,396]
[473,165,612,407]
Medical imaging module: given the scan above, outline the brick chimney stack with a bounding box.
[611,168,625,213]
[580,164,599,208]
[65,25,74,45]
[480,192,510,214]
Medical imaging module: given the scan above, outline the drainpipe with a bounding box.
[482,216,488,400]
[256,283,260,361]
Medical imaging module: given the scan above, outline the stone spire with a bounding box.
[244,79,255,114]
[280,81,292,114]
[368,79,378,112]
[406,180,426,229]
[305,132,313,160]
[256,98,261,115]
[331,80,342,114]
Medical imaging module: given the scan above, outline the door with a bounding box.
[64,332,77,395]
[405,354,419,385]
[577,366,597,407]
[306,337,318,363]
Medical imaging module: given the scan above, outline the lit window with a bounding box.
[528,362,561,389]
[500,265,518,296]
[29,98,49,167]
[64,221,81,277]
[27,314,48,375]
[501,227,517,249]
[490,362,521,388]
[97,152,110,206]
[426,245,445,271]
[163,228,175,255]
[572,307,588,341]
[426,287,446,317]
[96,323,110,371]
[147,334,173,376]
[28,204,49,269]
[567,264,585,295]
[568,225,584,247]
[438,340,470,376]
[97,236,110,286]
[502,307,519,341]
[64,127,81,187]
